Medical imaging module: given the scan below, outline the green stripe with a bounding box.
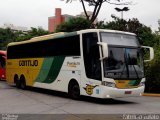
[43,56,65,83]
[35,57,54,82]
[35,56,65,84]
[129,80,141,86]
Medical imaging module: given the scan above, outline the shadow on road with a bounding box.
[0,80,13,89]
[23,86,137,105]
[1,81,137,105]
[81,96,136,105]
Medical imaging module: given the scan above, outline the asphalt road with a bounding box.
[0,81,160,120]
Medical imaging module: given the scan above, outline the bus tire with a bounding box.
[20,75,26,90]
[14,75,20,89]
[68,81,80,100]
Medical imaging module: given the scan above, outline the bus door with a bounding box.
[82,32,102,97]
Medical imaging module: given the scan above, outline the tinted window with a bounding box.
[104,47,144,79]
[82,32,101,80]
[7,35,80,59]
[101,32,139,47]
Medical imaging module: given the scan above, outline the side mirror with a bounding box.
[97,42,108,60]
[141,46,154,62]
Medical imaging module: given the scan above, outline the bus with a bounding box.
[6,29,154,99]
[0,50,6,80]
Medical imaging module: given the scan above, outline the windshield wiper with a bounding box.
[128,53,140,79]
[125,49,129,78]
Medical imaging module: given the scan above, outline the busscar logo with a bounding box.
[67,62,80,67]
[83,84,98,95]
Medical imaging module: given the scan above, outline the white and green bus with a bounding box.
[6,29,154,99]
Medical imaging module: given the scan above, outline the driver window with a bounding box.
[106,47,124,71]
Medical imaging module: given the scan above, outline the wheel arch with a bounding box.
[14,74,19,83]
[20,74,25,81]
[68,79,80,93]
[20,74,26,84]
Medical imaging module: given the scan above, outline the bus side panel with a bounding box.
[33,57,81,93]
[6,58,44,86]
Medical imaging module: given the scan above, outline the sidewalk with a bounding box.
[142,93,160,97]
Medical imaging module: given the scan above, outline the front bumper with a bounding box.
[101,86,145,98]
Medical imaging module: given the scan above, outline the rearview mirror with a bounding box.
[141,46,154,62]
[97,42,108,60]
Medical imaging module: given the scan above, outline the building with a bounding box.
[48,8,98,33]
[76,11,98,24]
[48,8,74,33]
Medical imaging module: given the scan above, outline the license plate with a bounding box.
[125,91,132,94]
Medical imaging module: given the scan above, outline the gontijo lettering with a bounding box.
[19,60,38,66]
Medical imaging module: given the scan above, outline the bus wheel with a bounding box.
[20,75,26,90]
[14,75,20,89]
[68,81,80,100]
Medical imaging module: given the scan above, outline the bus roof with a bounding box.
[7,29,136,47]
[7,31,76,46]
[77,29,136,36]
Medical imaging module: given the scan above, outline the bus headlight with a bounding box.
[102,81,116,88]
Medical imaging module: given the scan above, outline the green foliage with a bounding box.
[16,27,49,41]
[56,17,91,32]
[0,27,49,50]
[0,28,16,50]
[145,34,160,93]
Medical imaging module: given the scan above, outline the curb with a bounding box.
[142,93,160,97]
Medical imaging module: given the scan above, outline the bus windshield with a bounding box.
[100,32,144,79]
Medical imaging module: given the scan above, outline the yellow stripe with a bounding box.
[6,58,44,86]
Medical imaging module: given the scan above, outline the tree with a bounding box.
[29,27,49,36]
[0,27,49,50]
[56,17,91,32]
[144,33,160,93]
[66,0,132,26]
[16,27,49,41]
[144,22,160,93]
[0,28,16,50]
